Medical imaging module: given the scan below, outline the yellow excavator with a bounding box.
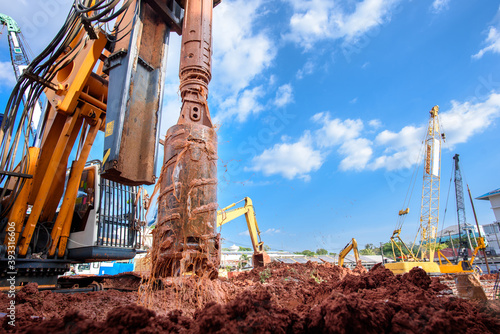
[437,237,486,274]
[338,238,360,267]
[217,197,271,267]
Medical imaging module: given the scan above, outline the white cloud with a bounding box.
[214,86,265,123]
[248,132,323,181]
[239,230,250,236]
[249,92,500,179]
[341,0,399,41]
[431,0,450,13]
[296,60,315,79]
[368,119,382,128]
[339,138,373,171]
[375,125,424,150]
[0,1,73,54]
[440,93,500,146]
[212,0,275,94]
[0,61,16,87]
[268,75,277,86]
[285,0,401,49]
[264,228,281,235]
[273,84,294,107]
[159,33,182,134]
[369,125,424,171]
[208,0,277,124]
[313,112,364,148]
[369,94,500,171]
[473,27,500,59]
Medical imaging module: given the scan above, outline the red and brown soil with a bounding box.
[1,262,499,333]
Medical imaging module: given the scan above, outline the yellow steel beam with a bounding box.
[52,116,103,257]
[3,147,39,247]
[18,112,82,256]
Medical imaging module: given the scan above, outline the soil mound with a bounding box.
[3,264,499,333]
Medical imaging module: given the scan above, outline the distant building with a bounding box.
[477,188,500,256]
[437,224,482,240]
[481,223,500,255]
[477,188,500,221]
[219,249,386,271]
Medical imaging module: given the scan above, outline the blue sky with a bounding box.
[1,0,500,254]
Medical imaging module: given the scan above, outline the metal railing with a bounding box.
[96,178,143,248]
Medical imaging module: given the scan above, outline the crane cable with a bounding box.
[459,162,479,247]
[439,158,454,241]
[394,127,428,232]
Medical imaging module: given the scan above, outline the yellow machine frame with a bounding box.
[437,237,485,274]
[7,30,108,258]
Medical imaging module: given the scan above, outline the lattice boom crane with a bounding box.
[418,105,443,261]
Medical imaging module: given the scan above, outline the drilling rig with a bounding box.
[151,0,221,278]
[386,106,444,274]
[436,154,488,273]
[0,0,221,287]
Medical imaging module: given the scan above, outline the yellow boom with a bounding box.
[338,238,360,267]
[217,197,270,267]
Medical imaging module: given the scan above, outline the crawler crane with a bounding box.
[385,106,443,274]
[436,154,489,273]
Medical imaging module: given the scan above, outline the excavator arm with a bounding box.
[217,197,270,267]
[338,238,360,267]
[469,237,486,266]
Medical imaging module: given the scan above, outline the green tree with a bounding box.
[238,254,249,269]
[264,245,271,251]
[328,252,337,257]
[381,241,416,259]
[360,248,376,255]
[238,247,252,251]
[360,243,376,255]
[301,250,316,256]
[316,248,328,255]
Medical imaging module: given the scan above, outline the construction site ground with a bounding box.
[1,262,499,333]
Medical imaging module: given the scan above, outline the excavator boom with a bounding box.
[338,238,360,267]
[217,197,270,267]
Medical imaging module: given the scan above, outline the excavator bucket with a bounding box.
[455,273,488,300]
[253,252,271,268]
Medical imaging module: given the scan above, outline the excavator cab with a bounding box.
[65,160,144,262]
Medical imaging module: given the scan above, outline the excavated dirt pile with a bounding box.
[1,262,499,333]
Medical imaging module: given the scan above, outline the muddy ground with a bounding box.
[1,262,499,333]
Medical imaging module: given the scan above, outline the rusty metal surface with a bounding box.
[144,0,184,35]
[177,0,214,128]
[153,0,218,278]
[153,124,219,277]
[102,0,172,186]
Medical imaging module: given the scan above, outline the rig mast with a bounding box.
[419,105,443,261]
